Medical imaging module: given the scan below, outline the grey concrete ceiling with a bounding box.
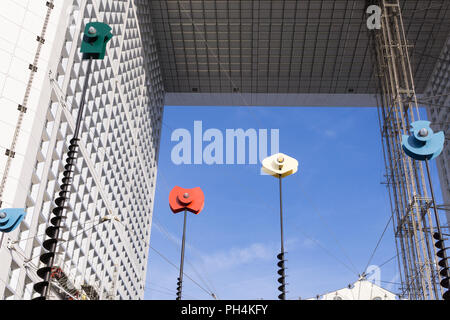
[142,0,450,95]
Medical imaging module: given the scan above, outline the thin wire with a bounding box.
[49,76,146,279]
[11,219,99,244]
[176,0,268,129]
[145,219,217,296]
[148,244,213,298]
[408,4,445,12]
[161,157,361,281]
[146,281,175,294]
[145,286,199,299]
[144,287,176,297]
[297,183,360,275]
[153,170,219,297]
[153,219,216,295]
[378,254,399,269]
[152,218,217,297]
[296,227,359,277]
[418,92,450,101]
[251,176,360,277]
[412,52,450,64]
[112,217,216,299]
[152,3,376,284]
[48,74,176,285]
[417,100,450,109]
[21,220,106,264]
[145,281,199,300]
[379,280,402,285]
[363,215,393,274]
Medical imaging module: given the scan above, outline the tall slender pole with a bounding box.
[262,153,297,300]
[279,175,284,253]
[74,57,94,137]
[277,174,287,300]
[34,57,93,300]
[176,208,187,300]
[425,159,444,236]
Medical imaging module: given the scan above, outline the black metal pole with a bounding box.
[425,159,449,299]
[277,174,287,300]
[34,57,93,300]
[176,208,187,300]
[73,57,94,138]
[425,159,445,238]
[279,175,284,253]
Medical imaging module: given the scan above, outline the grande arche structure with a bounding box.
[140,0,450,300]
[0,0,448,301]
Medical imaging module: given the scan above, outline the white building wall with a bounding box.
[307,279,398,300]
[0,0,163,300]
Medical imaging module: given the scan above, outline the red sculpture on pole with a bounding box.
[169,186,205,300]
[169,186,205,214]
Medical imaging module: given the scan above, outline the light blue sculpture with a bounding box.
[0,209,26,233]
[402,121,445,161]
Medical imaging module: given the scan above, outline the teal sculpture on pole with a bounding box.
[34,21,113,300]
[401,121,445,161]
[402,120,449,300]
[0,208,26,233]
[80,22,113,59]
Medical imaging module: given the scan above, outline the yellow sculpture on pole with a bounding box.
[261,152,298,300]
[261,153,298,178]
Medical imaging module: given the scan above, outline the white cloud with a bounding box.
[199,242,276,271]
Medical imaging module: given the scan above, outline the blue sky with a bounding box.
[143,105,443,300]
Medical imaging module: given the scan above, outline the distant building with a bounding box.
[308,278,399,300]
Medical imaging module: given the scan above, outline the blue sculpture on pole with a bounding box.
[401,120,444,161]
[0,208,26,233]
[402,120,449,300]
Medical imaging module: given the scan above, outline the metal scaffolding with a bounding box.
[371,0,448,300]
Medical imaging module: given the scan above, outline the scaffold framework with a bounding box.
[371,0,448,300]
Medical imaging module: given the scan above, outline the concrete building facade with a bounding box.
[0,0,163,299]
[425,35,450,223]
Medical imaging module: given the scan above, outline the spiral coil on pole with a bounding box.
[176,277,182,300]
[33,55,93,299]
[277,252,287,300]
[33,138,80,299]
[433,232,450,300]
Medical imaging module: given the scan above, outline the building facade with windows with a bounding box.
[425,35,450,222]
[0,0,163,299]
